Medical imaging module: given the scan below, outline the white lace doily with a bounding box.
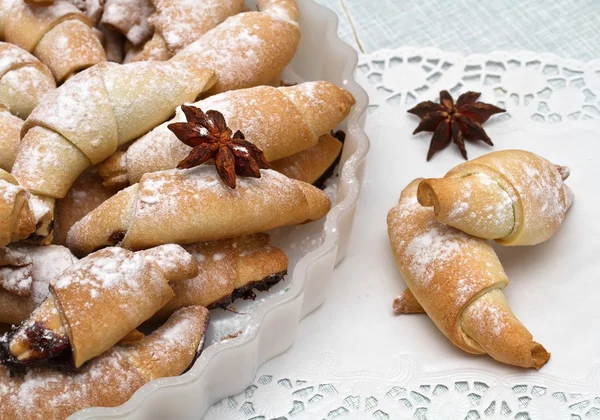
[205,48,600,420]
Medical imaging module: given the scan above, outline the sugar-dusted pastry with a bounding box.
[98,82,355,187]
[388,179,549,369]
[68,166,331,256]
[168,0,300,94]
[4,245,197,368]
[417,150,573,245]
[0,42,55,118]
[147,0,244,57]
[0,244,76,324]
[0,170,36,247]
[101,0,155,46]
[9,61,215,241]
[2,0,106,83]
[67,0,104,26]
[0,306,209,420]
[271,133,344,185]
[155,233,288,319]
[392,288,426,314]
[0,105,22,172]
[54,167,119,246]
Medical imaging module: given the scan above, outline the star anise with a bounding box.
[167,106,270,189]
[407,90,505,160]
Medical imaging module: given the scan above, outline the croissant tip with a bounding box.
[531,342,550,369]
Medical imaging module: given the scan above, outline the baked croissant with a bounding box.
[67,166,331,256]
[0,105,22,172]
[155,233,288,320]
[0,244,76,324]
[417,150,573,246]
[167,0,300,94]
[98,82,355,188]
[3,245,198,368]
[53,167,120,246]
[1,0,106,83]
[101,0,155,46]
[0,42,56,118]
[9,60,214,237]
[146,0,244,57]
[271,133,344,186]
[388,179,549,369]
[0,305,209,420]
[0,170,36,247]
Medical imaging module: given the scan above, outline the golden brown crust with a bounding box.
[98,82,354,187]
[392,288,425,314]
[12,60,215,200]
[0,107,23,172]
[101,0,155,46]
[388,179,548,368]
[271,133,343,184]
[67,167,331,256]
[0,306,208,419]
[154,233,288,319]
[418,150,573,245]
[148,0,244,55]
[0,170,36,247]
[0,43,56,118]
[173,11,300,94]
[8,245,197,368]
[53,167,119,246]
[4,0,105,83]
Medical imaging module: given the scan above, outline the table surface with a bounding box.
[315,0,600,60]
[214,1,600,417]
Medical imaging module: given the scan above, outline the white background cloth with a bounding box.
[315,0,600,60]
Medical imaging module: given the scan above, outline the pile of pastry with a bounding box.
[0,0,356,417]
[388,149,573,369]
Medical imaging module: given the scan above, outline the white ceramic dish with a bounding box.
[71,1,369,419]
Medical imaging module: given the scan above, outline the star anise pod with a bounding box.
[167,105,270,189]
[407,90,505,161]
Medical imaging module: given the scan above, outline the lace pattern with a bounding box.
[210,48,600,420]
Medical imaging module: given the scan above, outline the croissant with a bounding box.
[53,168,120,245]
[0,42,56,118]
[0,244,76,324]
[9,60,214,238]
[155,233,288,320]
[4,245,198,368]
[166,1,299,94]
[417,150,573,246]
[145,0,244,58]
[98,82,355,188]
[68,166,330,256]
[0,170,36,247]
[271,133,343,186]
[69,0,104,26]
[2,0,106,83]
[101,0,155,46]
[0,105,22,172]
[388,179,549,369]
[0,305,209,420]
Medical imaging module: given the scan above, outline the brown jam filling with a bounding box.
[108,230,126,244]
[0,322,72,375]
[207,270,288,309]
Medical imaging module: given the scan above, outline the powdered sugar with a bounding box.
[53,248,143,290]
[404,226,464,286]
[150,0,243,53]
[464,293,508,336]
[0,179,21,202]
